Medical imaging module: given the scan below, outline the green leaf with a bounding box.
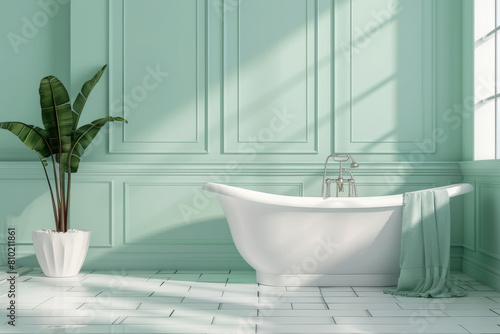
[39,75,73,155]
[72,65,107,132]
[65,116,127,172]
[0,122,51,157]
[36,152,49,167]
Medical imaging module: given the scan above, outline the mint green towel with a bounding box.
[384,189,466,298]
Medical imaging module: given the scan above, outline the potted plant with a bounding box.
[0,65,127,277]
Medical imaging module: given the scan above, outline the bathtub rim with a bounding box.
[202,182,473,209]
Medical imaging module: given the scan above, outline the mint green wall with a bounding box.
[0,0,70,160]
[460,161,500,291]
[0,0,468,271]
[459,0,500,291]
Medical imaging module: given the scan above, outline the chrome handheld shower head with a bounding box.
[321,154,359,197]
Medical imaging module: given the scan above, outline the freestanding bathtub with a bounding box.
[203,182,473,286]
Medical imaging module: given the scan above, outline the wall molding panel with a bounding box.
[476,182,500,260]
[222,0,319,154]
[0,178,113,248]
[71,181,114,248]
[108,0,209,154]
[334,0,435,154]
[123,181,302,245]
[123,182,234,245]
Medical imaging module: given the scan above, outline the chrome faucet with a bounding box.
[321,154,359,198]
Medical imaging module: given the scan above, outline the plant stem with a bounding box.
[60,170,66,232]
[65,154,72,232]
[53,163,61,231]
[40,159,58,227]
[47,152,61,232]
[48,79,65,233]
[27,125,60,232]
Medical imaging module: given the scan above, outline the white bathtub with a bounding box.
[203,182,473,286]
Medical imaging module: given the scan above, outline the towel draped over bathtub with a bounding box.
[384,189,466,298]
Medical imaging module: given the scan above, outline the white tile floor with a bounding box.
[1,269,500,333]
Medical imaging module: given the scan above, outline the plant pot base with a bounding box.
[32,229,90,278]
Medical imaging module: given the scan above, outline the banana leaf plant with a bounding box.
[0,65,127,232]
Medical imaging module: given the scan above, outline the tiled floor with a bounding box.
[1,269,500,333]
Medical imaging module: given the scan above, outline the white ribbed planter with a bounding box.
[32,229,91,278]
